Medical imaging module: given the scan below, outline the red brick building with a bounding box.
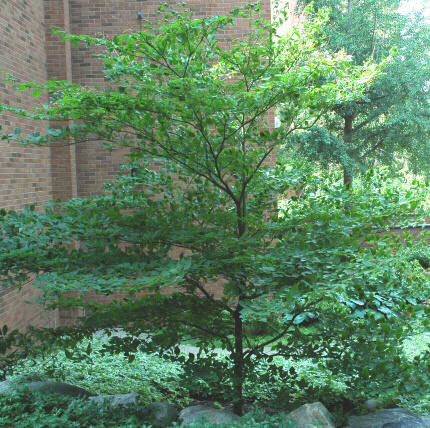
[0,0,273,331]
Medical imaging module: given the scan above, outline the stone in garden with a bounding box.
[421,416,430,428]
[365,399,382,412]
[286,402,335,428]
[0,380,14,395]
[89,392,140,407]
[26,381,94,398]
[143,401,178,428]
[347,408,428,428]
[179,404,242,425]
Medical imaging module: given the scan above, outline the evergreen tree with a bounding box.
[286,0,430,185]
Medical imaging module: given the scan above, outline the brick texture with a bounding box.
[68,0,273,313]
[69,0,272,197]
[45,0,78,201]
[0,0,60,332]
[0,0,273,331]
[0,0,52,211]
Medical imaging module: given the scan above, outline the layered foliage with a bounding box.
[0,3,428,416]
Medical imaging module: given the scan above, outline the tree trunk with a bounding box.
[343,167,353,188]
[232,305,244,415]
[232,195,246,415]
[343,115,354,188]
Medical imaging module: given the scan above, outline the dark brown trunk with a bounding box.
[232,305,244,415]
[343,168,353,188]
[232,196,246,416]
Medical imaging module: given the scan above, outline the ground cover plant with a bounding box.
[0,2,429,420]
[0,388,151,428]
[7,337,189,406]
[0,387,295,428]
[5,314,430,426]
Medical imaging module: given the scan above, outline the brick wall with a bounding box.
[69,0,272,197]
[0,0,52,211]
[45,0,78,201]
[0,0,274,330]
[0,0,59,331]
[67,0,274,314]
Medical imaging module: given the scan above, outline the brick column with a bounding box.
[45,0,77,200]
[0,0,59,331]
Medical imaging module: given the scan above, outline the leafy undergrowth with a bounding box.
[0,388,148,428]
[7,337,348,410]
[397,330,430,414]
[0,388,296,428]
[4,331,430,426]
[7,338,188,406]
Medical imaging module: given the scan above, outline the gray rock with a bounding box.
[179,404,242,425]
[365,399,383,412]
[0,380,14,395]
[143,402,178,428]
[287,402,335,428]
[26,381,93,398]
[347,408,428,428]
[382,422,424,428]
[422,416,430,428]
[89,393,140,407]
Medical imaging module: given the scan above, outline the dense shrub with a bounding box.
[0,387,297,428]
[404,245,430,269]
[4,329,430,425]
[0,388,150,428]
[8,337,347,411]
[7,337,188,406]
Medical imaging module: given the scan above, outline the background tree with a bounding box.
[285,0,430,186]
[1,4,427,417]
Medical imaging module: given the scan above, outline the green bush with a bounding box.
[7,338,353,425]
[404,245,430,269]
[0,388,151,428]
[0,388,296,428]
[7,328,430,424]
[7,337,188,406]
[9,338,347,412]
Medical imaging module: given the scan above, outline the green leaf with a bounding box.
[32,89,43,98]
[293,313,309,325]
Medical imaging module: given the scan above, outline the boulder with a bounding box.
[0,380,93,398]
[143,402,178,428]
[179,404,242,426]
[25,381,93,398]
[347,408,428,428]
[365,399,383,412]
[0,380,14,395]
[286,402,335,428]
[89,393,140,407]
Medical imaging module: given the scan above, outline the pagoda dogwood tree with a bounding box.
[1,4,426,415]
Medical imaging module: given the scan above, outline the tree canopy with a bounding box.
[287,0,430,185]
